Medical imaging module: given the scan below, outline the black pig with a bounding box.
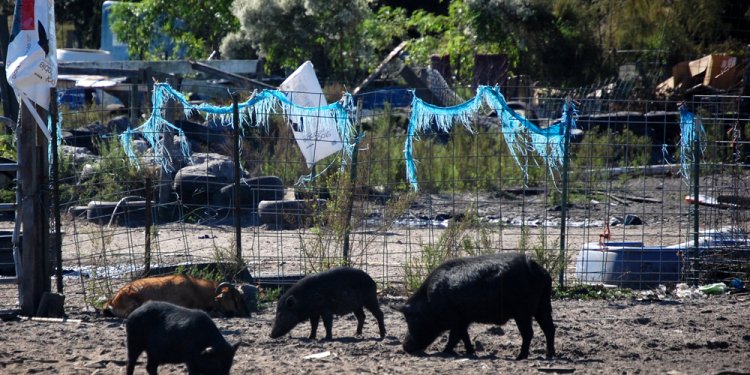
[125,301,239,375]
[399,252,555,360]
[270,267,386,340]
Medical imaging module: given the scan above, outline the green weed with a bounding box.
[403,211,501,293]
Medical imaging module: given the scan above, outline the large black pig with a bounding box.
[399,252,555,360]
[270,267,386,340]
[125,301,239,375]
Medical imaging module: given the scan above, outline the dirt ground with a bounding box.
[1,292,749,375]
[2,175,750,374]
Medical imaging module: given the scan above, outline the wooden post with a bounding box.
[50,87,62,293]
[231,93,242,264]
[129,82,140,128]
[17,99,51,315]
[558,98,572,288]
[342,100,362,266]
[741,44,750,115]
[143,177,152,276]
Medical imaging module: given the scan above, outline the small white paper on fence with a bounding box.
[280,61,342,167]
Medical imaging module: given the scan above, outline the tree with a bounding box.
[226,0,371,83]
[404,0,508,84]
[109,0,238,60]
[464,0,604,86]
[55,0,102,49]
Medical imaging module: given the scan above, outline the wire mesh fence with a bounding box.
[1,83,748,312]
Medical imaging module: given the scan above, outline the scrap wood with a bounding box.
[303,351,334,360]
[618,194,662,203]
[189,60,274,90]
[538,367,575,373]
[21,316,82,324]
[352,41,408,95]
[685,194,737,208]
[593,191,661,204]
[593,191,627,204]
[716,195,750,208]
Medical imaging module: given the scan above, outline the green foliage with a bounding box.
[256,286,282,310]
[403,212,501,293]
[220,31,259,60]
[85,269,113,310]
[110,0,238,60]
[174,264,222,282]
[58,133,147,206]
[570,128,652,188]
[406,0,508,84]
[516,226,569,280]
[0,134,15,160]
[553,284,633,300]
[55,0,101,49]
[228,0,371,83]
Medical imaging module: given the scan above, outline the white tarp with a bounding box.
[5,0,57,110]
[279,61,342,167]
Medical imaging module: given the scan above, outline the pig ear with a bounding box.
[285,295,296,308]
[202,346,216,356]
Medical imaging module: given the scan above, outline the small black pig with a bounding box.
[270,267,386,340]
[399,252,555,360]
[125,301,239,375]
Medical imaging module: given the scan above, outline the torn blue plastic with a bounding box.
[404,86,577,191]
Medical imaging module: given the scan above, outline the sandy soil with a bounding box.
[1,293,749,375]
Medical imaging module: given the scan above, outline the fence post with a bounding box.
[50,87,62,293]
[691,111,701,285]
[342,100,362,266]
[17,97,51,315]
[231,93,242,265]
[143,177,153,276]
[558,97,573,287]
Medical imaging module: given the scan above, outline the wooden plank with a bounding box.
[352,41,408,95]
[58,59,262,76]
[189,60,275,89]
[21,316,82,324]
[58,66,140,78]
[400,64,446,107]
[0,163,17,172]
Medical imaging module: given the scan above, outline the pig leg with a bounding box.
[364,298,386,339]
[309,315,320,339]
[535,311,556,358]
[145,357,159,375]
[322,312,334,340]
[443,326,474,355]
[126,344,142,375]
[354,307,366,336]
[514,316,534,360]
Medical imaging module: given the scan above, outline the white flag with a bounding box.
[6,0,57,111]
[279,61,342,167]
